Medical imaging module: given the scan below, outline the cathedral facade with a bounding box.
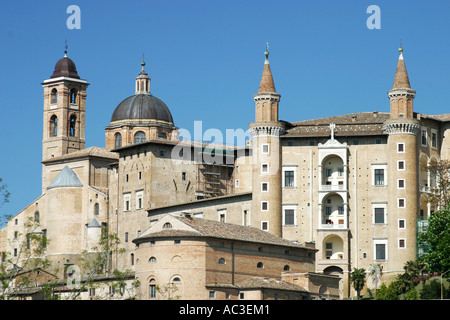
[1,46,449,300]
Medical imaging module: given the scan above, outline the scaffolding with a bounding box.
[195,148,235,199]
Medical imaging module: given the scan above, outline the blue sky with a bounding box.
[1,0,449,221]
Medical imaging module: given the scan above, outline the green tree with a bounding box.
[418,207,450,274]
[350,268,366,300]
[63,230,140,300]
[375,282,398,300]
[420,279,450,299]
[394,273,413,299]
[0,177,11,226]
[0,217,53,299]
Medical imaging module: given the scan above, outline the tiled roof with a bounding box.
[43,146,119,163]
[135,214,314,250]
[206,276,309,293]
[284,112,390,137]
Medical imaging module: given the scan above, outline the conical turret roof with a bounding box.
[258,49,276,93]
[392,47,411,89]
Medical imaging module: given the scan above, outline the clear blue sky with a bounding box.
[1,0,449,221]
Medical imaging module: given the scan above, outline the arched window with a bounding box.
[172,277,181,283]
[94,203,99,215]
[51,88,58,104]
[158,132,168,139]
[34,211,40,222]
[163,222,172,229]
[284,265,290,271]
[218,258,225,264]
[149,257,157,263]
[50,115,58,137]
[131,253,135,266]
[149,279,156,299]
[114,133,122,149]
[70,89,77,104]
[257,262,264,269]
[134,131,146,144]
[69,115,76,137]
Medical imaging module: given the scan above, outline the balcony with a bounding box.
[320,184,346,192]
[319,223,347,230]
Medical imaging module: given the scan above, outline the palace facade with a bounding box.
[1,46,449,300]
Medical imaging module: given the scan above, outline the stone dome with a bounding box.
[110,93,174,124]
[50,56,80,79]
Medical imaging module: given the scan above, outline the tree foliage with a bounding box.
[418,207,450,274]
[350,268,366,300]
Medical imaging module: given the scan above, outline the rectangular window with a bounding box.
[398,198,405,208]
[374,169,385,186]
[261,164,268,173]
[209,291,216,299]
[261,221,268,231]
[376,244,386,260]
[325,207,332,215]
[431,130,438,148]
[150,285,156,299]
[284,171,294,187]
[338,168,344,177]
[398,161,405,170]
[398,219,405,229]
[398,179,405,189]
[421,129,427,146]
[218,209,226,223]
[284,209,295,225]
[325,169,332,178]
[374,208,385,224]
[261,182,268,192]
[338,206,344,215]
[262,144,269,154]
[261,201,268,211]
[136,190,143,210]
[182,172,186,181]
[123,193,131,211]
[235,179,239,188]
[397,143,404,153]
[125,232,129,242]
[399,239,406,248]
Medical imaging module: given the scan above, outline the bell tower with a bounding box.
[42,49,88,162]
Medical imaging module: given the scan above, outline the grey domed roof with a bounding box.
[50,56,80,79]
[110,93,174,123]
